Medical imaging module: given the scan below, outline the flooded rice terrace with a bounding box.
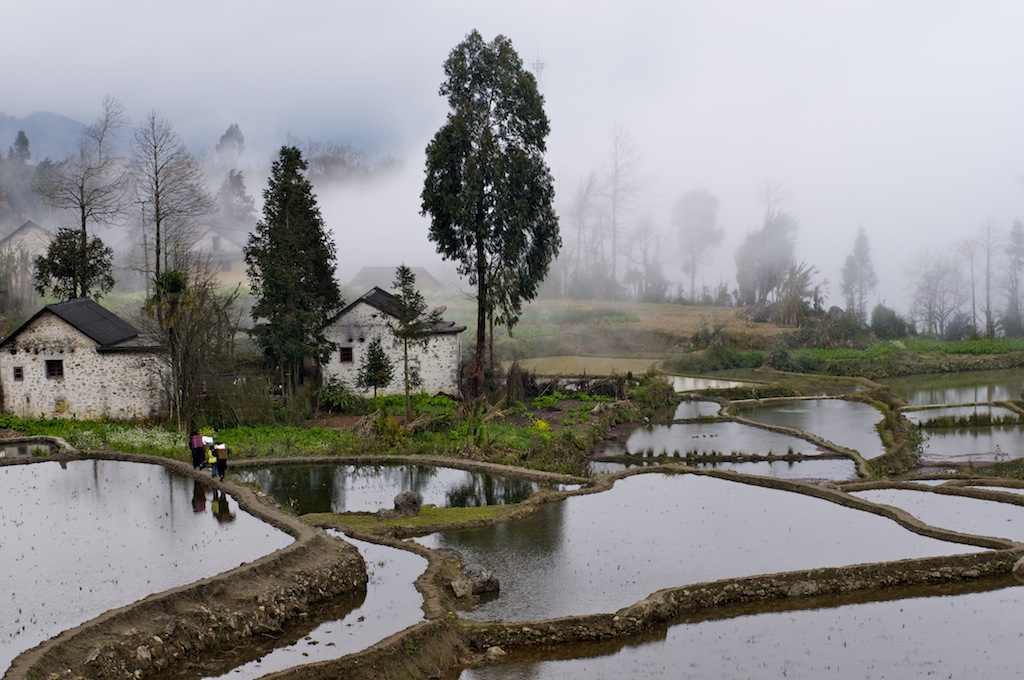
[8,370,1024,677]
[233,463,541,514]
[455,578,1024,679]
[417,473,982,622]
[0,460,292,672]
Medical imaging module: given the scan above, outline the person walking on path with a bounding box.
[206,445,218,479]
[214,443,228,481]
[189,430,205,469]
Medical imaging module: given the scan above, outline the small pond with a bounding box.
[851,487,1024,542]
[198,535,425,680]
[0,460,293,672]
[600,421,829,457]
[672,400,722,419]
[0,440,58,457]
[588,457,859,481]
[903,404,1021,425]
[669,375,746,392]
[416,473,981,622]
[735,398,885,458]
[233,463,543,515]
[918,427,1024,463]
[454,578,1024,679]
[884,368,1024,406]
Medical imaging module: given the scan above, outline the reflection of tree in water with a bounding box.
[435,497,566,556]
[445,473,537,507]
[240,464,339,514]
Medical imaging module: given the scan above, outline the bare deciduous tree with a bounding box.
[603,126,643,290]
[130,111,215,287]
[909,252,965,337]
[673,189,722,302]
[34,95,129,298]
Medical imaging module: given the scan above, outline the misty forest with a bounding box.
[3,95,1023,352]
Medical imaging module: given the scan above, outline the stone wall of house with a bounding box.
[323,301,462,397]
[0,314,168,420]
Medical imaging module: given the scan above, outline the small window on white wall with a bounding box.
[12,366,23,381]
[45,360,63,379]
[340,347,353,363]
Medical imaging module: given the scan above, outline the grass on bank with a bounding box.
[0,377,676,476]
[305,502,528,536]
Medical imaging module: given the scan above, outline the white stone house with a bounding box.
[0,298,169,419]
[322,287,465,398]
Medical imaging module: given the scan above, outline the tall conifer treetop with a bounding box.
[245,145,342,392]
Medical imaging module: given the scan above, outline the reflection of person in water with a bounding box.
[191,481,207,513]
[211,489,236,524]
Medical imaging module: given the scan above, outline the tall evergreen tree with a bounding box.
[421,29,560,397]
[245,146,342,394]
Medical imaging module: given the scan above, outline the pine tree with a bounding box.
[245,146,342,394]
[388,264,443,419]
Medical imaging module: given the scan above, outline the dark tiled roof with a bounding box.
[327,287,466,335]
[0,298,145,350]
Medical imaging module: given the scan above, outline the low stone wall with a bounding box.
[262,620,466,680]
[460,548,1022,651]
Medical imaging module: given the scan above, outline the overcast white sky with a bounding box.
[7,0,1024,313]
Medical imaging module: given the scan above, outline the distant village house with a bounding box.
[322,287,465,397]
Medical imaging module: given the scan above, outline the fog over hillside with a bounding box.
[5,0,1024,322]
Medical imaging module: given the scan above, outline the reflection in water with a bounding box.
[589,457,859,481]
[211,489,236,524]
[0,460,292,673]
[234,463,539,514]
[918,427,1024,462]
[737,399,885,458]
[456,578,1024,679]
[885,369,1024,406]
[417,473,978,622]
[672,400,722,419]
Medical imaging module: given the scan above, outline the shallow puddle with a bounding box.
[454,578,1024,679]
[601,420,828,457]
[198,535,425,679]
[233,463,540,514]
[0,441,57,457]
[0,460,293,672]
[735,399,885,458]
[851,487,1024,542]
[416,473,981,622]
